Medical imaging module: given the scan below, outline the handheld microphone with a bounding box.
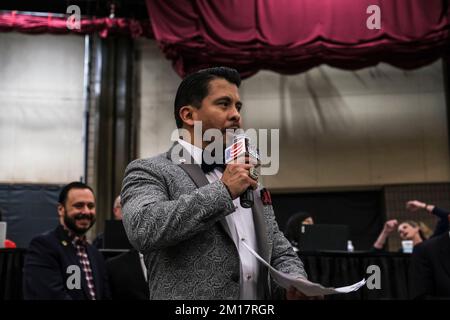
[224,134,260,208]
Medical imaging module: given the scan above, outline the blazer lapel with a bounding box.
[55,226,90,299]
[252,190,271,298]
[252,191,269,262]
[55,226,80,267]
[170,142,234,240]
[178,162,210,187]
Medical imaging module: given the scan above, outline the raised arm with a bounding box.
[373,219,398,250]
[406,200,449,238]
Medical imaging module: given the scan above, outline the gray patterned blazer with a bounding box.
[121,143,307,300]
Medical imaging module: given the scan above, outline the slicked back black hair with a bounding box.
[174,67,241,128]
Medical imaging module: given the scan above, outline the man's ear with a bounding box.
[57,203,64,218]
[179,105,196,127]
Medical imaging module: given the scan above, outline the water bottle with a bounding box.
[347,240,354,252]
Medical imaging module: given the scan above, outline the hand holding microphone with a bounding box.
[221,161,257,198]
[221,134,260,208]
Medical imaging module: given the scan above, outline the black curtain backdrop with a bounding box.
[272,190,384,250]
[0,249,411,300]
[0,249,25,300]
[300,251,411,300]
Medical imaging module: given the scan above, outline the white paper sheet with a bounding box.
[242,241,366,296]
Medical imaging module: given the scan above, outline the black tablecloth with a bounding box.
[0,248,26,300]
[0,249,410,300]
[298,251,411,300]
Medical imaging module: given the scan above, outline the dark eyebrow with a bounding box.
[214,96,243,107]
[213,96,232,104]
[73,201,95,206]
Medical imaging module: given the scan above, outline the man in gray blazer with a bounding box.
[121,67,308,300]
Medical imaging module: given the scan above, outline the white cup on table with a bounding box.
[401,240,413,254]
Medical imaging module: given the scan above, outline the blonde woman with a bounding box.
[373,219,429,251]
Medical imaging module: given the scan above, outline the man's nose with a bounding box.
[81,205,93,213]
[229,105,241,122]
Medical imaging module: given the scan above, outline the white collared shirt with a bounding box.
[139,252,147,282]
[177,139,260,300]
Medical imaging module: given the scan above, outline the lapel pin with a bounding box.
[61,240,68,246]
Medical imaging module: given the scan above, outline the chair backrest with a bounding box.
[103,220,132,250]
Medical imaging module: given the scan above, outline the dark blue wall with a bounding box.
[0,184,62,248]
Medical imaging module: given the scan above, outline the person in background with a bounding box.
[373,219,430,251]
[372,198,449,252]
[409,230,450,299]
[23,182,110,300]
[95,195,147,300]
[93,195,122,249]
[112,195,123,220]
[284,212,314,248]
[408,200,450,299]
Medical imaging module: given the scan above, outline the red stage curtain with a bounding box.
[0,11,153,38]
[146,0,450,78]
